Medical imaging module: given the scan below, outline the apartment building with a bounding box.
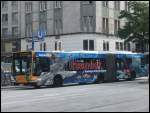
[1,1,21,59]
[2,1,143,61]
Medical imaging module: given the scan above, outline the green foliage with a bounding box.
[118,1,149,44]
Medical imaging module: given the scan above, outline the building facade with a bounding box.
[1,1,21,61]
[2,1,148,61]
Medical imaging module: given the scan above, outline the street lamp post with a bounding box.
[32,35,34,51]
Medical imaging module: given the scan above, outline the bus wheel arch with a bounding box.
[53,74,63,87]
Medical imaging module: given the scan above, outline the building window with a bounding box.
[2,14,8,26]
[83,40,88,50]
[54,19,62,34]
[25,2,32,13]
[12,1,18,10]
[25,13,32,37]
[127,43,131,51]
[83,40,94,51]
[116,42,124,51]
[54,1,62,8]
[102,18,109,34]
[82,1,93,5]
[25,24,32,37]
[26,45,28,51]
[39,1,47,11]
[39,11,47,22]
[59,19,63,33]
[12,27,18,36]
[25,13,32,23]
[54,41,61,51]
[83,16,94,32]
[107,42,109,51]
[125,1,128,11]
[2,28,8,36]
[120,42,123,51]
[43,42,46,51]
[54,20,58,34]
[39,22,47,35]
[89,40,94,51]
[59,42,62,51]
[12,12,18,25]
[103,41,106,51]
[40,43,42,51]
[125,1,130,12]
[103,41,109,51]
[83,16,88,32]
[114,20,120,35]
[146,43,149,52]
[1,1,8,10]
[102,1,108,7]
[116,42,119,50]
[114,1,120,10]
[88,16,94,32]
[124,43,131,51]
[55,41,57,50]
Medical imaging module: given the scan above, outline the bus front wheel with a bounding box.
[53,75,63,87]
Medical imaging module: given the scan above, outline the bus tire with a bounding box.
[53,75,63,87]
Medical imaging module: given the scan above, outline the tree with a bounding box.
[118,1,149,52]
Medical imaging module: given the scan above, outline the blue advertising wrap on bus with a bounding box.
[12,51,148,87]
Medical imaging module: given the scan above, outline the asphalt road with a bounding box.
[1,77,149,112]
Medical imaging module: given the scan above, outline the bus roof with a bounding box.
[15,51,144,59]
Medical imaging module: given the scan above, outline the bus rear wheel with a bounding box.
[53,75,63,87]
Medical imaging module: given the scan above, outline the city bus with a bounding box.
[12,51,147,88]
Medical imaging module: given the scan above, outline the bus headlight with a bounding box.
[37,78,42,82]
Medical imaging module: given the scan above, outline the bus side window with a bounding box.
[100,58,106,70]
[116,59,120,70]
[116,59,124,70]
[36,58,50,73]
[64,62,69,71]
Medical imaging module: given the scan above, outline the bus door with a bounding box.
[115,54,131,80]
[105,54,116,82]
[131,57,147,77]
[13,56,31,84]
